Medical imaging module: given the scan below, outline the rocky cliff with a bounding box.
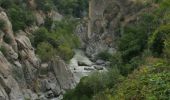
[76,0,156,57]
[0,4,76,100]
[0,0,158,100]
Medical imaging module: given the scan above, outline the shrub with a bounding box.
[3,35,12,44]
[97,51,112,61]
[0,19,5,30]
[7,5,35,31]
[36,42,55,62]
[35,0,53,12]
[164,34,170,59]
[58,43,74,61]
[112,59,170,100]
[149,24,170,56]
[32,27,49,47]
[53,0,88,17]
[63,69,123,100]
[0,45,6,54]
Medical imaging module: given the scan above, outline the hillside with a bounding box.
[0,0,169,100]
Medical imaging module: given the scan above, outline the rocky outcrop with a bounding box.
[76,0,155,58]
[0,10,73,100]
[51,57,76,90]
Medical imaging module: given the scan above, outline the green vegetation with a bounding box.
[63,69,123,100]
[32,19,80,61]
[53,0,88,17]
[64,0,170,99]
[36,42,55,62]
[35,0,54,12]
[0,19,5,30]
[8,6,35,31]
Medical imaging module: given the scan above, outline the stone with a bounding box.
[96,59,105,65]
[51,56,76,90]
[0,84,9,100]
[93,65,104,70]
[40,63,49,75]
[84,67,95,71]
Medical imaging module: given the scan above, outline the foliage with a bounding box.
[112,58,170,100]
[53,0,88,17]
[164,33,170,60]
[0,19,5,30]
[35,0,54,12]
[36,42,55,62]
[149,24,170,56]
[3,35,12,44]
[63,69,123,100]
[33,19,80,61]
[58,43,74,61]
[7,5,35,32]
[0,45,6,54]
[97,51,112,61]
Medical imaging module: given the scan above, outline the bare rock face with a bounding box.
[0,84,9,100]
[16,34,39,86]
[0,52,24,100]
[51,57,76,90]
[76,0,151,58]
[0,11,17,51]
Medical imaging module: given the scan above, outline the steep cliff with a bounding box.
[0,1,76,99]
[76,0,157,57]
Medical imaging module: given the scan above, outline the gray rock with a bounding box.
[23,89,38,100]
[93,65,104,70]
[96,59,105,65]
[84,67,95,71]
[0,84,9,100]
[51,57,76,90]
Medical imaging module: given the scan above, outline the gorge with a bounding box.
[0,0,170,100]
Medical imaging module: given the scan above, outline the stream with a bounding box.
[69,49,108,83]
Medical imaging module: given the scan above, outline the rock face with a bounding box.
[0,10,74,100]
[76,0,152,57]
[69,50,107,83]
[51,57,76,90]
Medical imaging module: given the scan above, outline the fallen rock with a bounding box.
[93,65,104,70]
[84,67,95,71]
[96,59,105,65]
[51,56,76,90]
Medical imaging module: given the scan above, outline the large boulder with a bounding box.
[51,57,76,90]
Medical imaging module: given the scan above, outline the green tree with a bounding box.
[37,42,55,62]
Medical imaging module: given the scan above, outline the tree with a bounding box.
[37,42,55,62]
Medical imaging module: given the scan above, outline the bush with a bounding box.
[112,59,170,100]
[36,42,55,62]
[7,5,35,31]
[53,0,88,17]
[3,35,12,44]
[164,34,170,59]
[97,51,112,61]
[58,43,74,61]
[0,45,6,54]
[32,27,49,47]
[0,19,5,30]
[63,69,123,100]
[35,0,53,12]
[149,24,170,56]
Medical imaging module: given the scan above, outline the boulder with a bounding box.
[96,59,105,65]
[51,57,76,90]
[93,65,104,70]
